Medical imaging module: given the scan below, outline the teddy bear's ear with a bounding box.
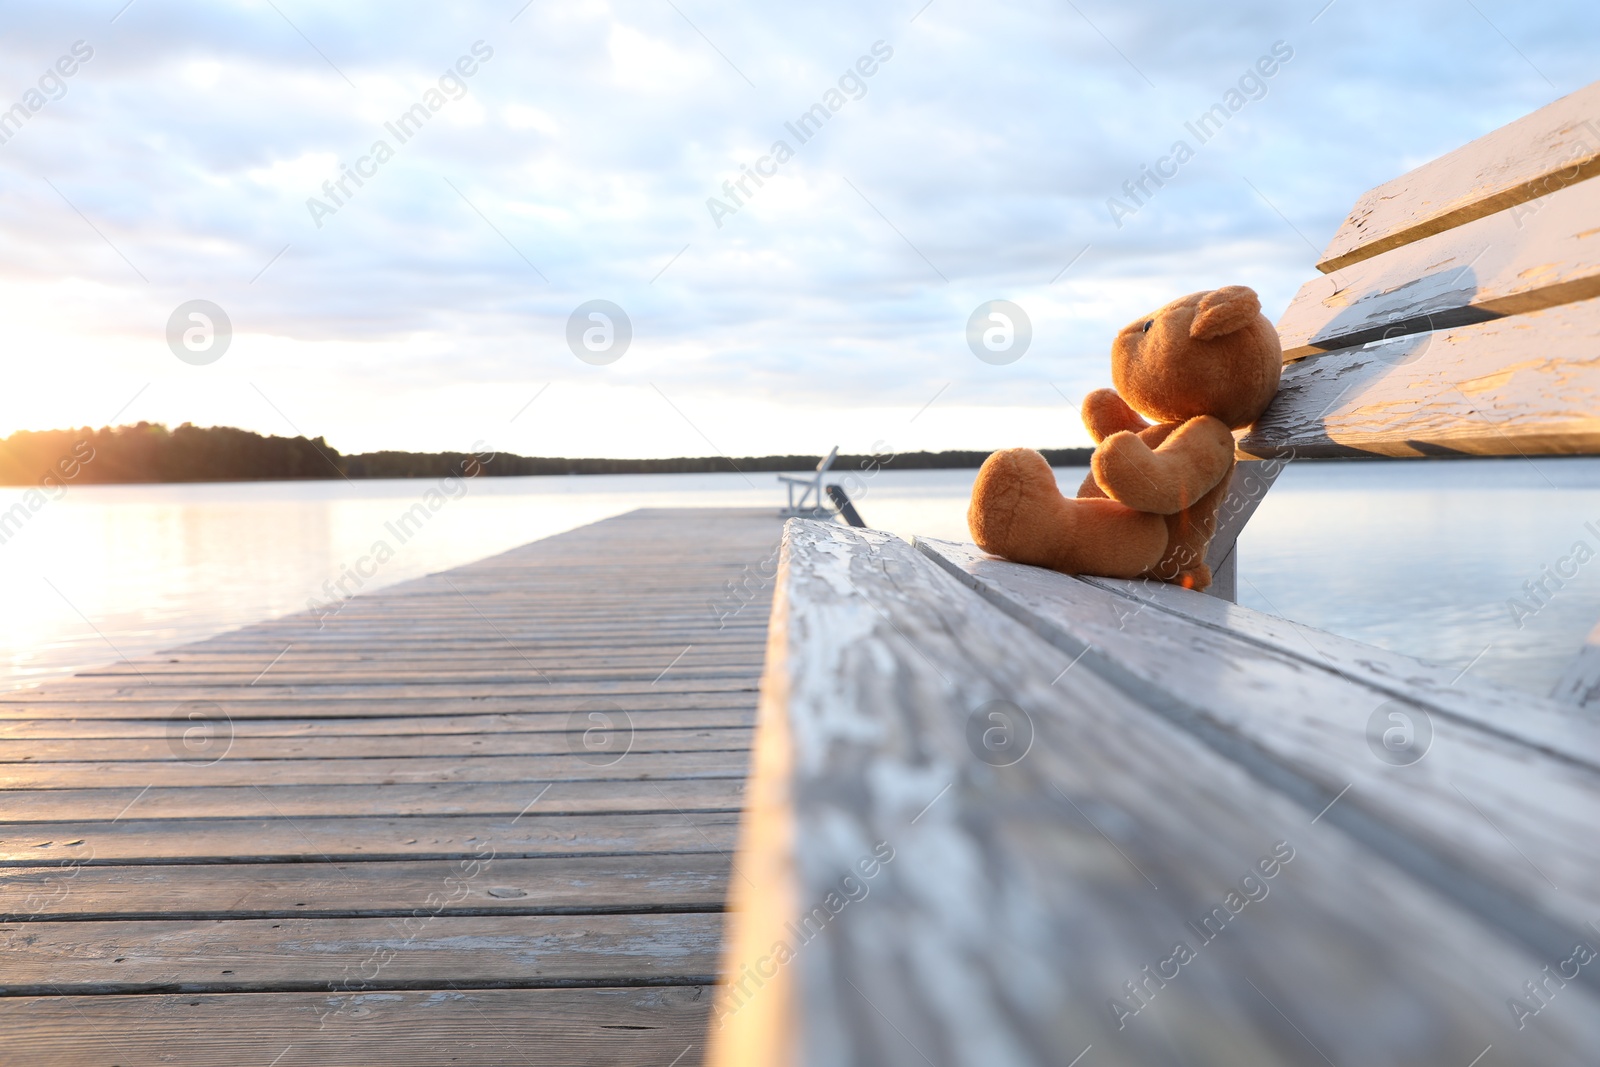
[1189,285,1262,340]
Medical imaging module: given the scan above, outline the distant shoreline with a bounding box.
[0,421,1541,488]
[1,422,1098,487]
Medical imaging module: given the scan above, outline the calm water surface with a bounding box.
[2,459,1596,698]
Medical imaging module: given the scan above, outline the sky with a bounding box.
[0,0,1595,459]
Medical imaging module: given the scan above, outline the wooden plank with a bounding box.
[919,537,1600,940]
[0,813,740,864]
[202,620,751,642]
[0,779,745,822]
[1067,567,1600,766]
[0,690,759,720]
[0,987,712,1067]
[165,630,761,648]
[117,644,760,665]
[102,646,765,665]
[713,519,1600,1066]
[0,855,730,921]
[0,750,748,788]
[0,913,722,995]
[1241,296,1600,458]
[1,679,761,703]
[0,708,754,740]
[65,667,761,687]
[1317,79,1600,272]
[223,601,755,612]
[1281,171,1600,359]
[1201,459,1285,602]
[0,726,752,762]
[75,652,764,680]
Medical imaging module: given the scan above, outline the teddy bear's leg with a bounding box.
[1143,465,1234,590]
[968,448,1169,577]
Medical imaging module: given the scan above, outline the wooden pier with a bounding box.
[0,508,782,1065]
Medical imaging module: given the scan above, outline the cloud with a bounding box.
[0,0,1594,456]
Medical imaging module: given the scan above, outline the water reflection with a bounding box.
[1239,456,1600,696]
[2,460,1597,700]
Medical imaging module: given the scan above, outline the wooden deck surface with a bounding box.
[0,507,783,1066]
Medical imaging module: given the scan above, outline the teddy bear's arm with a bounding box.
[1091,415,1235,515]
[1081,388,1150,444]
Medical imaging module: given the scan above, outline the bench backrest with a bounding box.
[1239,79,1600,459]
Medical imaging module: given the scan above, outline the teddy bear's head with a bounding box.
[1109,285,1282,429]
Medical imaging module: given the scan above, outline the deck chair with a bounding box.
[777,446,838,517]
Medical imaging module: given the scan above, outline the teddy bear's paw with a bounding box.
[1081,388,1150,444]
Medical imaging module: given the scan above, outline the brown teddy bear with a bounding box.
[967,285,1281,591]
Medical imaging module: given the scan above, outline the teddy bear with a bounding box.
[966,285,1282,591]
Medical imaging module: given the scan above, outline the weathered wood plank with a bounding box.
[1281,171,1600,359]
[1241,296,1600,457]
[0,690,758,720]
[1317,79,1600,272]
[1,679,761,703]
[0,855,730,921]
[0,913,722,995]
[224,608,751,627]
[0,813,739,865]
[713,520,1600,1067]
[0,750,748,788]
[0,726,752,762]
[0,708,753,740]
[74,650,764,680]
[115,645,759,667]
[0,987,712,1067]
[1201,458,1285,602]
[919,537,1600,944]
[1070,567,1600,764]
[97,647,765,667]
[0,779,744,822]
[68,667,761,687]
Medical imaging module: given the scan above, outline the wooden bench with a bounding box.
[711,82,1600,1065]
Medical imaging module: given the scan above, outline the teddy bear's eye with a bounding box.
[1141,320,1153,333]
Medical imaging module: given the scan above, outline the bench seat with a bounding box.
[711,519,1600,1066]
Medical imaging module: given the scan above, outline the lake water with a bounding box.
[3,459,1597,699]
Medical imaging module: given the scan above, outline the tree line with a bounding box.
[0,421,1093,486]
